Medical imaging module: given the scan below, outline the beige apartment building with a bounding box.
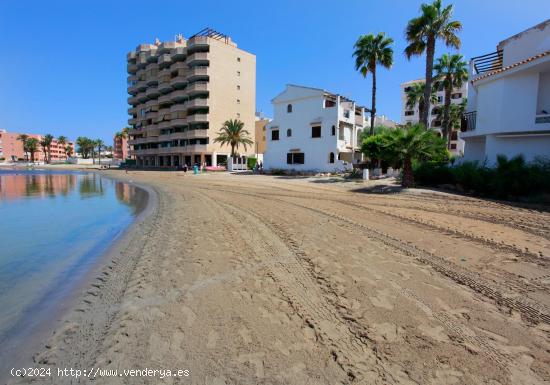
[126,28,256,167]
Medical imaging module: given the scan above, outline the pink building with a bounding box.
[0,129,75,162]
[113,135,129,160]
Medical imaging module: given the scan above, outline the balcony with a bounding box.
[172,47,186,62]
[187,82,209,95]
[185,144,208,152]
[136,81,147,92]
[186,98,208,110]
[137,92,149,103]
[170,118,188,128]
[158,94,173,105]
[187,113,209,124]
[170,75,187,89]
[158,120,172,130]
[186,129,208,139]
[170,89,187,102]
[158,78,172,94]
[170,103,187,113]
[187,66,209,81]
[128,117,137,125]
[471,50,503,75]
[461,111,477,132]
[158,54,172,69]
[146,86,160,99]
[186,52,209,66]
[127,62,138,74]
[128,95,139,105]
[128,107,136,115]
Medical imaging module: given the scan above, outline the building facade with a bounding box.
[462,19,550,165]
[263,85,366,172]
[127,28,256,167]
[400,79,467,155]
[0,130,74,162]
[254,113,270,156]
[113,134,129,160]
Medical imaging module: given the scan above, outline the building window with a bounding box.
[405,110,414,116]
[437,96,443,103]
[237,57,241,62]
[237,113,240,118]
[329,152,335,163]
[331,125,336,136]
[287,104,293,113]
[286,128,292,137]
[237,99,240,104]
[237,85,240,90]
[311,126,321,138]
[287,153,304,164]
[451,93,462,99]
[271,130,279,141]
[450,143,457,150]
[237,71,240,76]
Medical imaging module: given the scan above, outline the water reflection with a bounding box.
[0,172,140,206]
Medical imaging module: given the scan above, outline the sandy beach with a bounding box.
[10,170,550,384]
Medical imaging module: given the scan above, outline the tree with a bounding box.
[353,32,394,135]
[405,0,462,128]
[26,138,39,163]
[213,119,253,158]
[65,145,74,158]
[17,134,30,161]
[76,137,93,159]
[57,136,68,159]
[433,53,468,146]
[40,134,54,163]
[405,82,437,122]
[386,124,448,187]
[95,139,104,165]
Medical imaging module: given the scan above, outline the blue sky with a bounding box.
[0,0,547,143]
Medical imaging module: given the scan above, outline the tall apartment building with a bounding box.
[400,79,467,154]
[126,28,256,167]
[113,134,129,160]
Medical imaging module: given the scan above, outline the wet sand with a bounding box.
[10,170,550,384]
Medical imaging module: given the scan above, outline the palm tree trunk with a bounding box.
[422,36,436,128]
[443,82,452,148]
[230,143,235,158]
[402,156,414,187]
[370,66,377,135]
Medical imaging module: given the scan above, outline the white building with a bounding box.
[400,79,467,155]
[462,19,550,165]
[263,84,367,172]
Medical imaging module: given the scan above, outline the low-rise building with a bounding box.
[254,112,270,157]
[263,84,367,172]
[400,78,467,155]
[0,130,74,162]
[462,19,550,164]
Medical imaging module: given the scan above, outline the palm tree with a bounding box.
[76,136,93,159]
[382,124,447,187]
[405,82,438,123]
[65,145,73,158]
[95,139,104,165]
[213,119,253,158]
[39,134,54,163]
[353,32,394,135]
[26,138,39,163]
[433,53,468,147]
[57,136,67,158]
[17,134,29,161]
[405,0,462,128]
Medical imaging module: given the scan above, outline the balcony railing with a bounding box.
[461,111,477,132]
[471,50,503,75]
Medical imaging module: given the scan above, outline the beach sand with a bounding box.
[9,170,550,384]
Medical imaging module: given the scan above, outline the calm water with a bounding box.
[0,170,146,351]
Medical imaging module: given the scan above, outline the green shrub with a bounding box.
[247,157,257,169]
[412,155,550,201]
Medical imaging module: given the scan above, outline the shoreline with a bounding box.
[1,171,158,384]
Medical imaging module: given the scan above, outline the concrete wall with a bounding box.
[498,20,550,66]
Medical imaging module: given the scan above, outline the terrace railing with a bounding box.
[471,50,503,75]
[461,111,477,132]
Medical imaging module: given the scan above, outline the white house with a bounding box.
[461,19,550,164]
[400,78,467,155]
[263,84,367,172]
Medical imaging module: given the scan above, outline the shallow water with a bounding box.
[0,170,145,351]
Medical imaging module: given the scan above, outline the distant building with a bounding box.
[254,112,270,156]
[462,19,550,164]
[127,28,256,168]
[368,115,398,129]
[113,134,129,160]
[0,130,74,162]
[263,84,367,172]
[400,78,467,155]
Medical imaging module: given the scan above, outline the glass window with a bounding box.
[287,104,292,113]
[287,153,304,164]
[287,128,292,137]
[271,130,279,141]
[311,126,321,138]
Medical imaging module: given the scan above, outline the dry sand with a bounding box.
[11,170,550,384]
